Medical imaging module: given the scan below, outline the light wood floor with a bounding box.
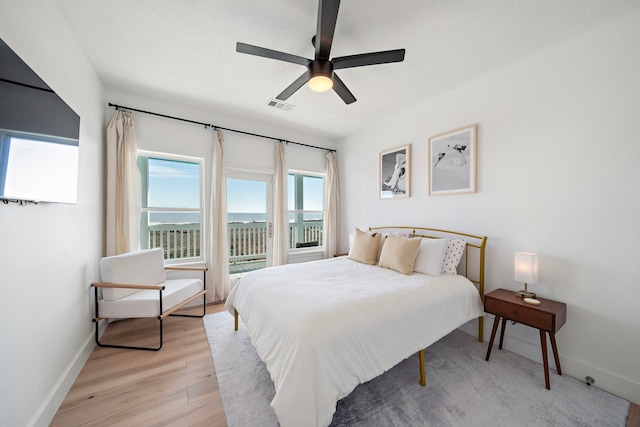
[51,303,227,427]
[52,303,640,426]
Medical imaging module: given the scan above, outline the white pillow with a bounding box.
[441,239,467,275]
[413,238,448,276]
[348,228,381,265]
[378,234,421,275]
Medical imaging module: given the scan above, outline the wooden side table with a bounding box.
[484,288,567,390]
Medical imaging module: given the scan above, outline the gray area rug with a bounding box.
[203,312,629,427]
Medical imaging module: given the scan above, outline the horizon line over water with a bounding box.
[148,212,322,224]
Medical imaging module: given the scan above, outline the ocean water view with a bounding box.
[148,212,322,224]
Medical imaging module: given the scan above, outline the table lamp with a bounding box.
[515,252,538,299]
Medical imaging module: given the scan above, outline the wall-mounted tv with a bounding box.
[0,38,81,204]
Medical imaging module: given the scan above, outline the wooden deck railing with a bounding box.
[145,220,323,261]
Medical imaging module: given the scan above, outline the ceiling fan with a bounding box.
[236,0,406,105]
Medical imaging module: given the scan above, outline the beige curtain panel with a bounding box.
[106,110,141,255]
[207,130,230,301]
[323,151,340,258]
[272,142,288,266]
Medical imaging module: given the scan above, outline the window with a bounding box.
[288,172,324,250]
[138,152,203,262]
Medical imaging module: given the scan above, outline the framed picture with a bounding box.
[428,125,477,195]
[380,144,410,199]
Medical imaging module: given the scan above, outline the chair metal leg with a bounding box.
[168,295,207,318]
[94,317,163,351]
[168,270,207,319]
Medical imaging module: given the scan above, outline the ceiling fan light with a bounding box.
[308,75,333,92]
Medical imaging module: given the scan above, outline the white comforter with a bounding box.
[225,257,484,427]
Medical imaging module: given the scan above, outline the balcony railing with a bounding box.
[145,220,323,262]
[147,223,201,260]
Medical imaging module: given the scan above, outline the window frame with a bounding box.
[138,150,206,265]
[287,170,326,253]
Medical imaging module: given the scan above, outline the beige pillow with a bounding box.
[348,228,381,265]
[378,234,421,274]
[376,232,409,263]
[376,233,387,262]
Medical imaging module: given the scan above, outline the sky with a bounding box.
[147,157,323,213]
[147,157,199,208]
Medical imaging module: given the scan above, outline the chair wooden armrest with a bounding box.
[91,282,165,291]
[165,266,208,272]
[160,289,207,319]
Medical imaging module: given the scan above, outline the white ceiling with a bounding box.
[56,0,640,141]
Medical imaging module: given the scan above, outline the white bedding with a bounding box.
[225,256,484,427]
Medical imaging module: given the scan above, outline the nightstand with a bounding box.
[484,288,567,390]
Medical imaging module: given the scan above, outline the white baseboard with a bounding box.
[559,355,640,406]
[459,316,639,406]
[28,332,95,427]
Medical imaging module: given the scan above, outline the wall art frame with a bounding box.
[428,124,477,195]
[380,144,411,199]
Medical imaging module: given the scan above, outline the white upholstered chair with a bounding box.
[91,248,207,350]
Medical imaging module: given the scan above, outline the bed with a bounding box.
[224,226,487,427]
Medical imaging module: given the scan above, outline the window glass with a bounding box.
[303,175,323,211]
[147,158,200,209]
[138,153,203,262]
[288,172,324,249]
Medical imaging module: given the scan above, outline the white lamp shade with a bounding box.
[514,252,538,284]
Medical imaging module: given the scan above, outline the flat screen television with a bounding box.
[0,38,81,204]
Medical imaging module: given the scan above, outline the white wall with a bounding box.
[0,1,106,426]
[339,11,640,404]
[107,90,333,178]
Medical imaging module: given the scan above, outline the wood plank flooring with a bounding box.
[51,303,227,427]
[52,303,640,426]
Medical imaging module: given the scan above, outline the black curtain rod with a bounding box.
[108,102,335,153]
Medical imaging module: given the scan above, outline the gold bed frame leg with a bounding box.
[234,309,238,331]
[478,316,484,343]
[419,349,426,386]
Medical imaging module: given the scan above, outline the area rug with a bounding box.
[203,312,629,427]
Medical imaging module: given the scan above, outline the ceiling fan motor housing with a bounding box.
[308,59,333,80]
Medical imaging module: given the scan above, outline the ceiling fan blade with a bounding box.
[332,49,406,70]
[332,73,356,104]
[236,42,309,66]
[315,0,340,59]
[276,72,310,101]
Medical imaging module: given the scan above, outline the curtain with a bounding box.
[323,151,340,258]
[106,110,141,255]
[272,142,288,266]
[207,130,230,301]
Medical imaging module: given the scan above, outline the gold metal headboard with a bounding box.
[369,226,488,342]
